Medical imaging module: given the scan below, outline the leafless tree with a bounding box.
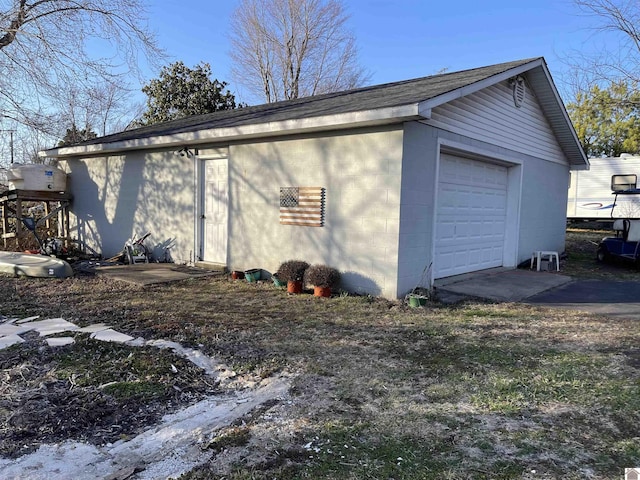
[53,81,137,137]
[229,0,369,103]
[565,0,640,94]
[0,0,163,162]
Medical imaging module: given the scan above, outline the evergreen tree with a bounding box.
[137,62,240,126]
[57,125,98,147]
[567,81,640,157]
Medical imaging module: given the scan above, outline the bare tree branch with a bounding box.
[229,0,369,103]
[565,0,640,90]
[0,0,164,163]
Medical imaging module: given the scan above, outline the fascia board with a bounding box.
[43,104,421,158]
[534,61,588,166]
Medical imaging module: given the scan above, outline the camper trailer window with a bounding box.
[611,174,637,192]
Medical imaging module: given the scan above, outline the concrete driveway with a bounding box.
[435,268,640,320]
[434,268,572,303]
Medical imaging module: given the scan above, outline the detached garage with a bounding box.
[42,57,587,299]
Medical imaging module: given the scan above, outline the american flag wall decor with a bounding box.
[279,186,325,227]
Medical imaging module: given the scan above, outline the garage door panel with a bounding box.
[435,154,508,278]
[439,186,506,211]
[436,217,505,241]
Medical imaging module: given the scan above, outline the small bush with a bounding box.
[275,260,309,282]
[304,264,340,288]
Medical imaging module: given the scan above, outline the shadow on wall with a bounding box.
[68,157,143,257]
[68,155,186,260]
[152,237,176,263]
[340,271,382,296]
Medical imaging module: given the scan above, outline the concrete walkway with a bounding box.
[0,376,290,480]
[0,312,291,480]
[0,315,234,383]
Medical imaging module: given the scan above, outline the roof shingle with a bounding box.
[75,58,540,146]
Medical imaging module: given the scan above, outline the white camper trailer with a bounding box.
[567,154,640,221]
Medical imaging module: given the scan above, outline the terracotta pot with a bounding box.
[231,270,244,280]
[313,286,331,298]
[287,280,303,294]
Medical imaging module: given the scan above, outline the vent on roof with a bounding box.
[510,76,526,108]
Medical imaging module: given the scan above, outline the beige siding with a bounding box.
[62,150,196,263]
[429,81,566,163]
[227,127,404,298]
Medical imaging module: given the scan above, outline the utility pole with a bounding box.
[0,129,16,164]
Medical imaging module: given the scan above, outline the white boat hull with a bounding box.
[0,251,73,278]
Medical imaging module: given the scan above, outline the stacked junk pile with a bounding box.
[0,163,162,279]
[0,163,75,277]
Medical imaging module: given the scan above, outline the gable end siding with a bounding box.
[428,81,566,162]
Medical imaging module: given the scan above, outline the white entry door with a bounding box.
[201,158,228,264]
[434,153,508,278]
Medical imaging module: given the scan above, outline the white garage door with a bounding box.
[434,153,508,278]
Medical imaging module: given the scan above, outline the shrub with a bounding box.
[275,260,309,282]
[304,264,340,288]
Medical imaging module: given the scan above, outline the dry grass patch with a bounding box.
[0,267,638,478]
[564,227,640,279]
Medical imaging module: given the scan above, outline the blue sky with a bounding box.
[143,0,608,105]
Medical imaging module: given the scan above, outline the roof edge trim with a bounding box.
[418,58,544,110]
[44,104,421,158]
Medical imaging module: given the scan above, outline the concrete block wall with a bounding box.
[397,122,437,295]
[63,149,196,263]
[227,126,404,298]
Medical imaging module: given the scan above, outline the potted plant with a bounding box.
[304,264,340,297]
[275,260,309,294]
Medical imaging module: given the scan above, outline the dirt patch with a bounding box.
[0,375,291,480]
[0,331,220,459]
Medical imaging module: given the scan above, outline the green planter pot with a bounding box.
[407,294,428,308]
[272,275,286,287]
[244,269,261,283]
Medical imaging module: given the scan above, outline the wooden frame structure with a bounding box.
[0,189,72,250]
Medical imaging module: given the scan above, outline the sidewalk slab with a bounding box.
[77,324,111,333]
[96,263,222,286]
[46,337,76,347]
[0,323,32,337]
